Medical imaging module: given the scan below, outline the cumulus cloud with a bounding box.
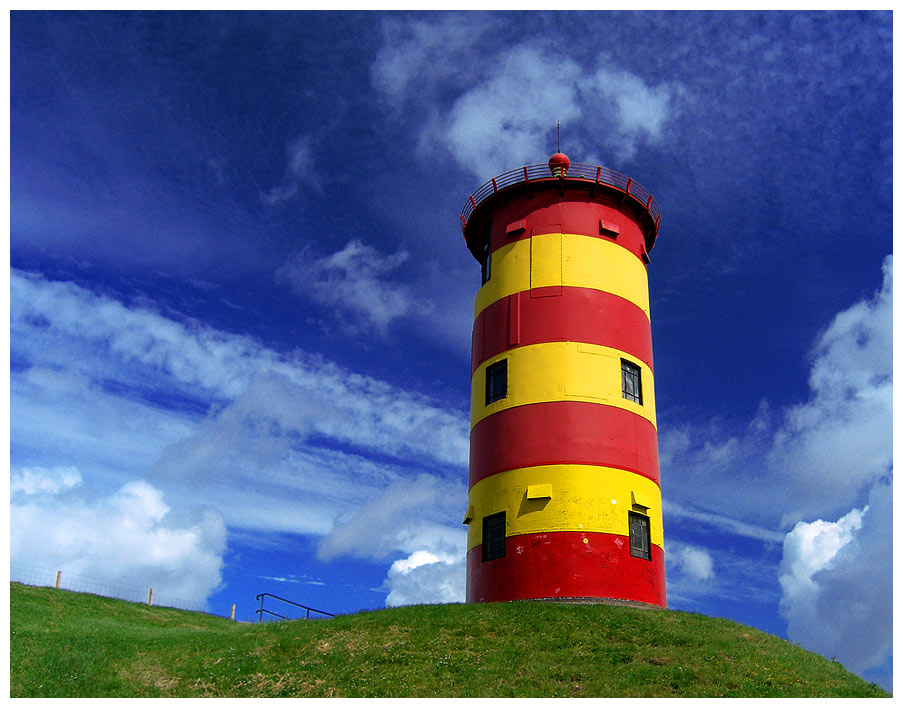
[10,468,227,605]
[660,255,892,527]
[658,256,892,678]
[665,541,724,609]
[778,479,892,675]
[669,543,715,582]
[767,256,892,524]
[384,550,465,607]
[277,239,425,334]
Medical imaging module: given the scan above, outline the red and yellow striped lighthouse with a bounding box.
[460,152,666,607]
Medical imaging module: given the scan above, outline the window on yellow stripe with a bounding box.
[482,511,506,562]
[621,359,643,405]
[485,358,507,405]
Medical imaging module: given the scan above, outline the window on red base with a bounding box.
[628,511,651,561]
[482,511,506,562]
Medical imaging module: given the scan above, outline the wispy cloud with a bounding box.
[12,269,468,470]
[373,20,684,174]
[316,473,466,605]
[261,134,322,205]
[371,13,498,108]
[255,574,326,587]
[663,500,785,544]
[11,268,469,605]
[11,466,83,496]
[276,239,427,334]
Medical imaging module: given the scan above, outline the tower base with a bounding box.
[520,596,663,610]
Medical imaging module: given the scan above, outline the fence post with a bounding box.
[55,570,62,589]
[230,604,236,621]
[148,588,154,606]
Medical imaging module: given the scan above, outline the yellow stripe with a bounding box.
[466,464,664,552]
[470,341,656,429]
[474,233,650,319]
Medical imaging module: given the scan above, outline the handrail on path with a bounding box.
[255,592,335,622]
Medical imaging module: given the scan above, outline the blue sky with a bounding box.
[9,11,892,691]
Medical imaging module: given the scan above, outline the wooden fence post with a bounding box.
[230,604,236,621]
[148,588,154,606]
[55,570,62,589]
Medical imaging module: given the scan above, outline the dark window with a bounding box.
[482,511,506,561]
[485,359,507,405]
[628,512,651,561]
[621,359,642,404]
[480,226,492,285]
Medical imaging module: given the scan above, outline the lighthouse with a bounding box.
[460,152,666,607]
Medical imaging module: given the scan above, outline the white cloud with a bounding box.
[384,550,465,607]
[660,255,892,527]
[434,46,584,177]
[317,474,467,608]
[316,474,464,562]
[778,479,892,675]
[657,256,892,679]
[767,256,892,524]
[10,268,470,604]
[11,466,82,496]
[663,499,785,544]
[11,365,197,487]
[11,269,468,473]
[377,28,683,175]
[371,14,498,107]
[261,134,322,205]
[579,64,677,163]
[669,543,715,582]
[10,470,227,605]
[277,239,425,334]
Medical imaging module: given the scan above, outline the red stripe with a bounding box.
[466,530,666,607]
[469,401,659,487]
[472,287,653,375]
[485,194,648,263]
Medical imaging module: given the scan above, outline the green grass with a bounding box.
[10,582,889,697]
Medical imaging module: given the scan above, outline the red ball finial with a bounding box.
[549,152,570,177]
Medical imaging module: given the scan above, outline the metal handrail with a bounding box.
[255,592,335,622]
[461,162,660,233]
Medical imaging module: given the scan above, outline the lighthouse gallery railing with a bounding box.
[460,162,660,233]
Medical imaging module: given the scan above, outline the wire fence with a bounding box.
[10,562,226,617]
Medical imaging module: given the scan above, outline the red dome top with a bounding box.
[548,152,570,175]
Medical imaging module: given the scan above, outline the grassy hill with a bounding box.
[10,582,888,698]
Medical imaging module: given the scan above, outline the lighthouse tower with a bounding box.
[460,152,666,607]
